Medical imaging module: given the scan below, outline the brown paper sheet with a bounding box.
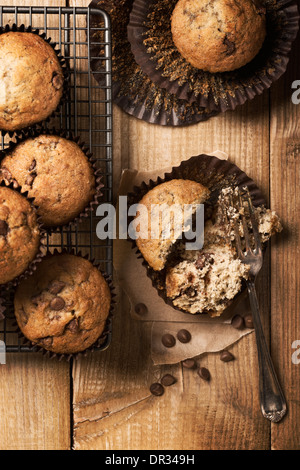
[114,151,254,365]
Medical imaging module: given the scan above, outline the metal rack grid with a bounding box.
[0,6,113,353]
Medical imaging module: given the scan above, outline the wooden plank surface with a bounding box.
[270,13,300,450]
[0,0,298,450]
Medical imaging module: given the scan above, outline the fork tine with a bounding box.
[243,187,262,254]
[237,188,252,251]
[229,193,244,257]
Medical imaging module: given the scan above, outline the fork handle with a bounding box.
[247,280,287,423]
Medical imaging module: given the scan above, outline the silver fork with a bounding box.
[229,187,287,423]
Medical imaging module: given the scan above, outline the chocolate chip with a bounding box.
[31,293,42,305]
[50,296,65,311]
[244,314,254,329]
[134,303,148,316]
[196,253,213,269]
[0,220,8,236]
[25,172,37,186]
[220,350,235,362]
[182,358,196,369]
[52,71,64,90]
[197,367,211,381]
[48,280,65,295]
[1,167,12,183]
[177,329,191,344]
[231,314,245,330]
[38,336,53,348]
[161,333,176,348]
[224,36,236,55]
[65,318,79,332]
[150,383,164,396]
[18,308,29,326]
[161,374,176,387]
[29,160,36,171]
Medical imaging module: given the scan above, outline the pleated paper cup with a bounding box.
[89,0,219,126]
[127,154,266,317]
[128,0,299,112]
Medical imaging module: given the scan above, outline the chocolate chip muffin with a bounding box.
[0,185,41,285]
[171,0,266,72]
[0,134,97,227]
[14,253,112,355]
[165,187,282,316]
[135,179,210,271]
[0,31,64,132]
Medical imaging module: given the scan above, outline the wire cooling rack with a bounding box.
[0,6,113,353]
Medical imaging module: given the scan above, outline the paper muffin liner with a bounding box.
[0,127,104,232]
[127,0,299,112]
[127,154,266,317]
[10,249,116,361]
[89,0,219,126]
[0,179,47,291]
[0,23,69,137]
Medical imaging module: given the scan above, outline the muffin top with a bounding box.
[135,179,210,271]
[0,185,41,285]
[0,134,97,227]
[0,32,64,131]
[14,253,112,355]
[171,0,266,72]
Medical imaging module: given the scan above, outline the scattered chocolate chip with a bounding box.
[50,296,65,311]
[161,374,176,387]
[220,350,235,362]
[197,367,211,381]
[244,314,254,329]
[177,329,191,344]
[231,314,245,330]
[0,220,8,236]
[52,71,64,90]
[161,333,176,348]
[182,358,196,369]
[65,318,79,333]
[150,382,164,396]
[134,303,148,316]
[48,280,65,295]
[25,172,37,186]
[28,159,36,171]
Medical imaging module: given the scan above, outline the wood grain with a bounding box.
[0,0,71,451]
[270,13,300,449]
